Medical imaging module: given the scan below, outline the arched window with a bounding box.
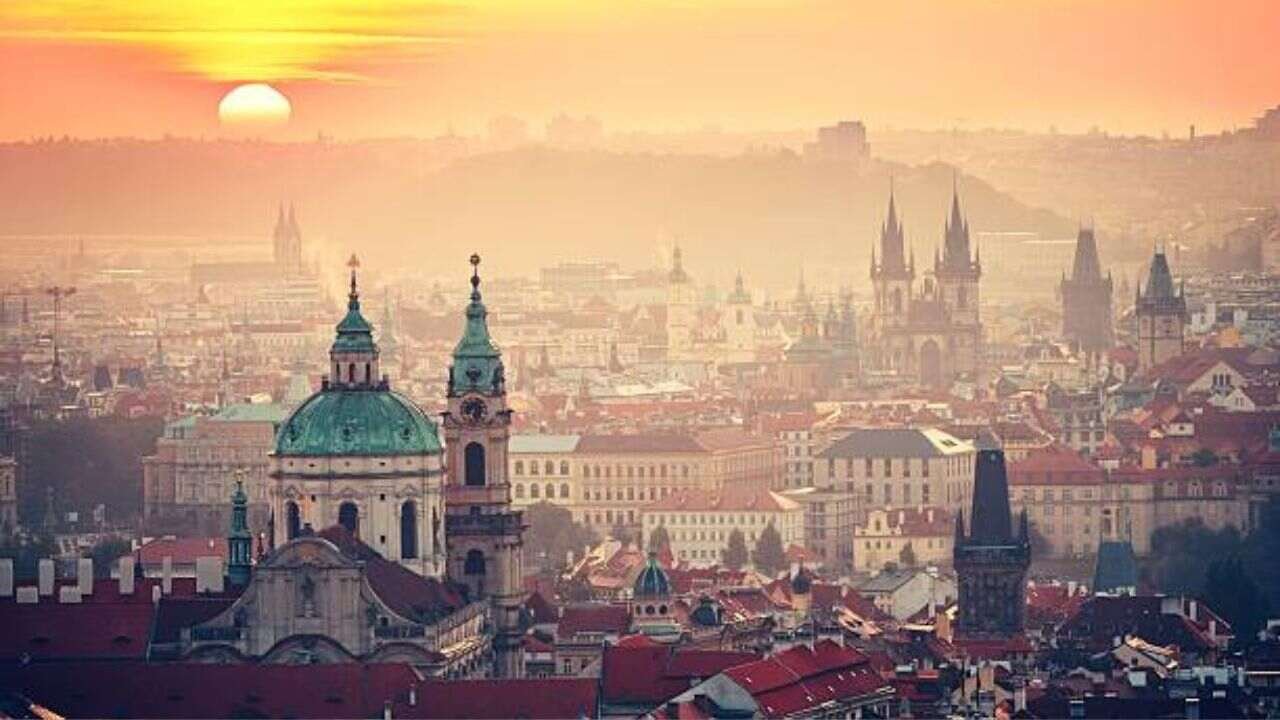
[545,461,554,476]
[530,484,540,498]
[464,442,486,486]
[892,288,903,314]
[286,501,301,540]
[338,501,359,537]
[465,549,486,575]
[530,461,539,476]
[545,483,554,500]
[957,285,968,309]
[400,501,417,559]
[514,484,525,499]
[560,483,570,499]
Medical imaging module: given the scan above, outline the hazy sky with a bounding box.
[1,0,1277,140]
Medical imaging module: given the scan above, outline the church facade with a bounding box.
[869,188,982,388]
[270,261,447,578]
[243,255,527,678]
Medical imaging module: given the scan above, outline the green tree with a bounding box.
[752,522,787,577]
[1189,448,1219,467]
[0,531,55,581]
[21,416,163,525]
[723,528,748,570]
[648,524,672,555]
[1202,555,1271,648]
[899,541,918,568]
[522,502,599,572]
[87,536,133,578]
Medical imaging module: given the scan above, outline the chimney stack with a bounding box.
[161,556,173,595]
[0,558,13,597]
[77,558,94,595]
[119,556,136,595]
[37,558,54,596]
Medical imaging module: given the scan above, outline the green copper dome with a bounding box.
[275,388,441,457]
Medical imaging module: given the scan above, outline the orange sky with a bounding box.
[1,0,1277,140]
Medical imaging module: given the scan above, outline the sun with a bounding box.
[218,83,292,130]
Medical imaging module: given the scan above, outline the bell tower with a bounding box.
[443,254,525,678]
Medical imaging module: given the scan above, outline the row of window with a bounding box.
[513,483,571,500]
[512,460,697,480]
[826,456,976,480]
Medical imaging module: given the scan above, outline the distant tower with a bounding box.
[665,245,697,362]
[953,437,1030,637]
[725,271,756,363]
[932,184,983,382]
[227,476,252,586]
[1060,226,1115,356]
[871,184,914,333]
[272,203,303,277]
[631,552,675,635]
[443,254,525,678]
[1135,248,1186,373]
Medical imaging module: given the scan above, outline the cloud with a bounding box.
[0,0,468,82]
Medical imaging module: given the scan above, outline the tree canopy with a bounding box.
[752,523,787,577]
[723,528,748,570]
[522,502,598,572]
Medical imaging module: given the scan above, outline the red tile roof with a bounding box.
[403,678,601,719]
[1009,445,1106,486]
[601,645,759,706]
[1,662,420,719]
[722,640,892,718]
[137,536,227,565]
[644,485,799,513]
[557,603,632,640]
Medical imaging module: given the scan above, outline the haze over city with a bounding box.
[1,2,1280,719]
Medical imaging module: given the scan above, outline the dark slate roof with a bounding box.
[965,448,1015,545]
[317,525,469,622]
[1092,541,1139,595]
[817,428,964,459]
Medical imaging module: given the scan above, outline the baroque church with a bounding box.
[869,187,982,388]
[179,255,525,677]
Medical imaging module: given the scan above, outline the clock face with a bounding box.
[461,397,488,423]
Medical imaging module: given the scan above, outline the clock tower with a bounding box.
[443,254,525,678]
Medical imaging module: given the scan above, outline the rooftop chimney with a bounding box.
[58,585,82,603]
[37,558,54,596]
[151,584,161,604]
[195,556,225,594]
[161,556,173,595]
[118,556,135,595]
[77,558,93,595]
[0,558,12,597]
[16,586,38,604]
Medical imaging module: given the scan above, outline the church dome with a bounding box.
[275,388,441,457]
[633,553,671,599]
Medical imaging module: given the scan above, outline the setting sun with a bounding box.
[217,83,292,129]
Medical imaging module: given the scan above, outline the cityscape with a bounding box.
[1,2,1280,719]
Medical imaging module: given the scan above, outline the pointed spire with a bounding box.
[451,253,504,396]
[347,253,361,308]
[669,244,689,283]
